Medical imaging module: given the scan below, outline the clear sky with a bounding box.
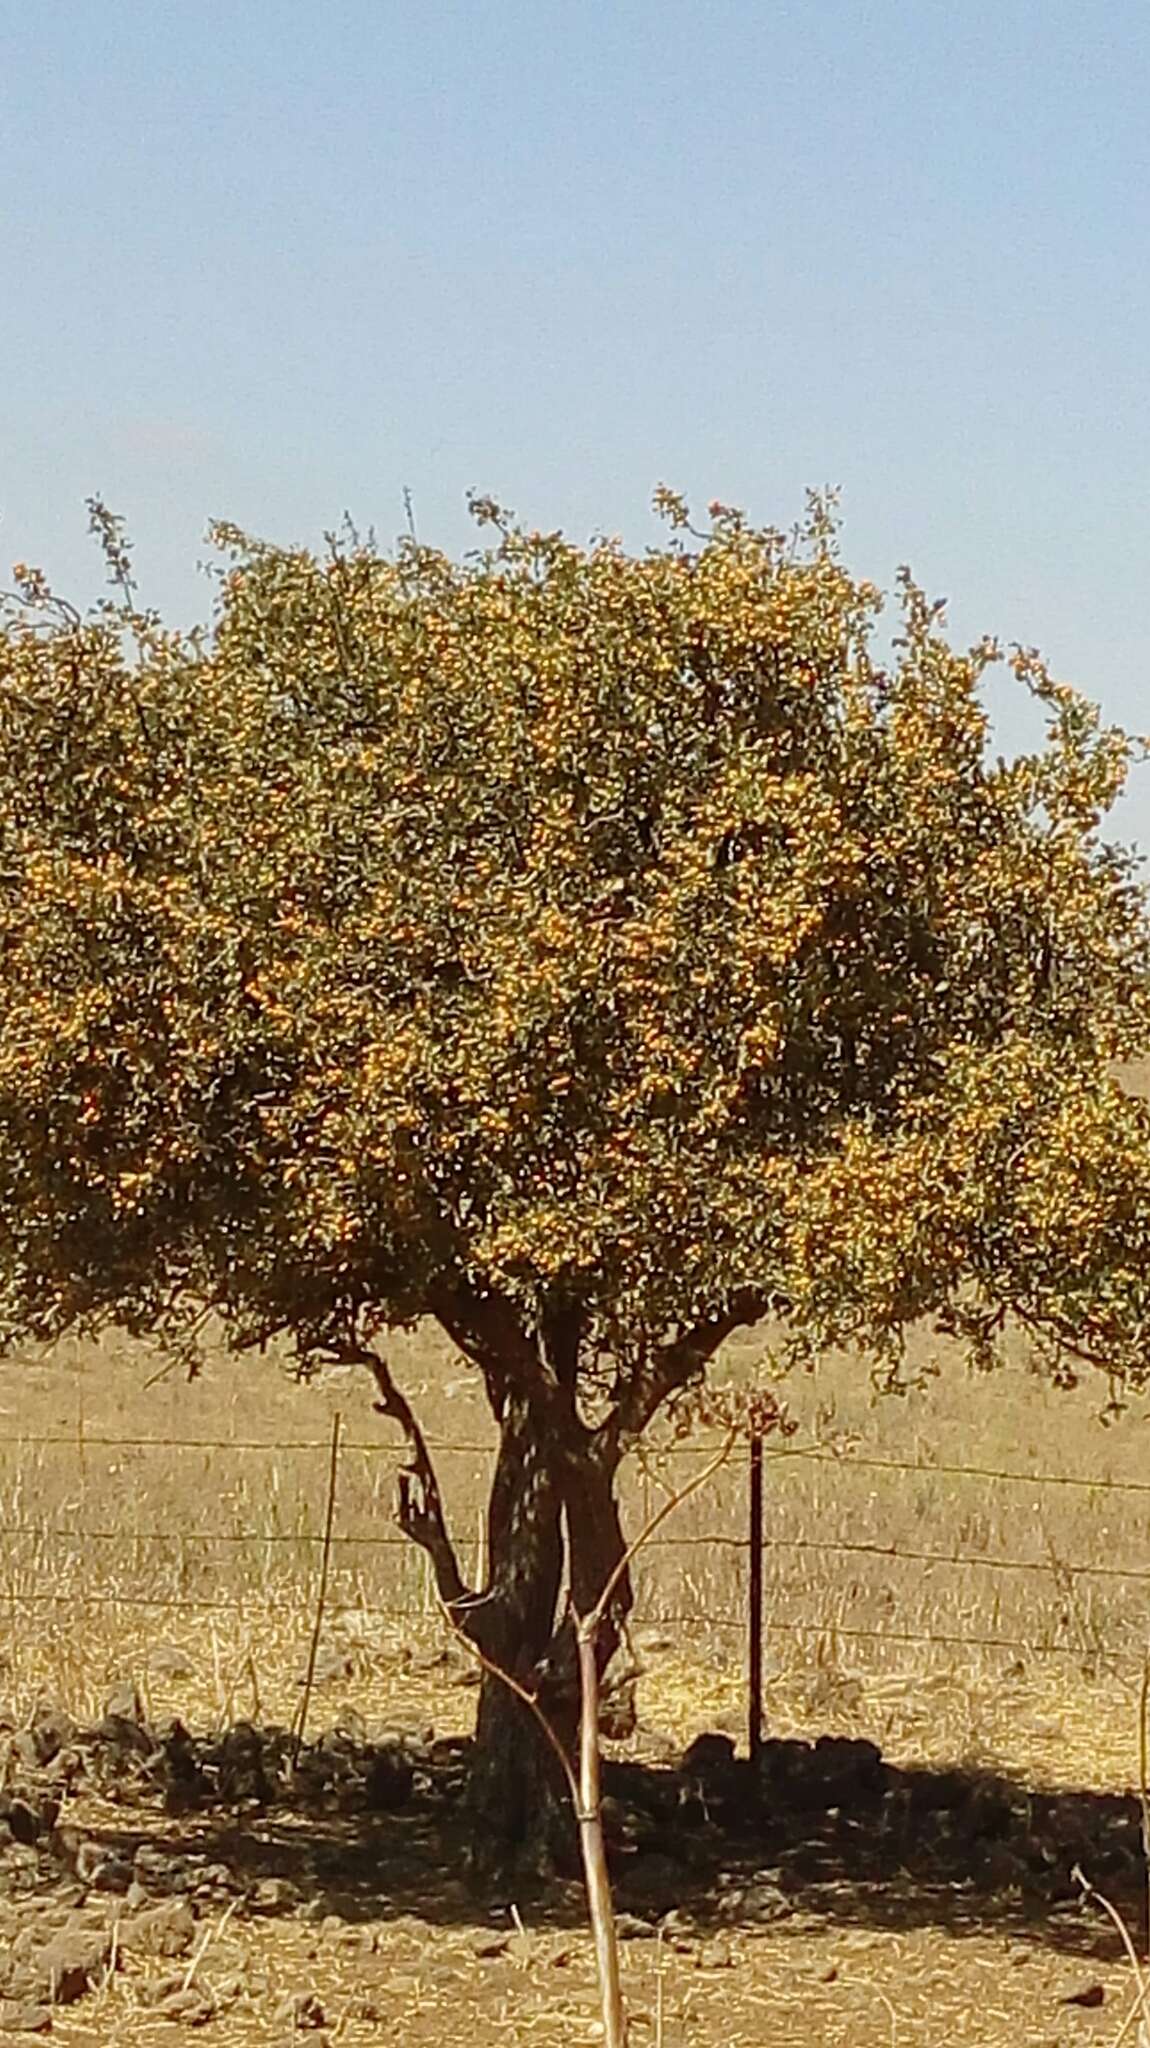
[3,1,1149,848]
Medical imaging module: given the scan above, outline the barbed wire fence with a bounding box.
[1,1419,1148,1745]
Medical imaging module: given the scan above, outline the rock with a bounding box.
[213,1723,268,1805]
[103,1682,145,1725]
[309,1650,353,1686]
[622,1854,684,1914]
[118,1900,196,1959]
[1062,1982,1106,2009]
[758,1735,888,1813]
[75,1845,133,1893]
[155,1721,208,1813]
[28,1706,77,1767]
[683,1733,737,1778]
[96,1713,151,1759]
[133,1844,188,1894]
[250,1877,298,1915]
[723,1879,792,1925]
[614,1913,657,1940]
[148,1644,196,1681]
[157,1988,215,2025]
[329,1706,367,1745]
[18,1923,112,2004]
[313,1891,360,1924]
[363,1745,413,1812]
[5,1803,46,1849]
[273,1989,327,2030]
[696,1940,736,1970]
[139,1972,185,2006]
[0,1999,52,2033]
[41,1749,82,1790]
[472,1935,510,1960]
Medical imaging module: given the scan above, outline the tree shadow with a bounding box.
[13,1719,1141,1964]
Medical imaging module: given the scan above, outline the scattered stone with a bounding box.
[1062,1982,1106,2009]
[273,1989,327,2030]
[133,1843,188,1894]
[212,1723,269,1805]
[472,1934,510,1960]
[614,1913,657,1941]
[362,1744,413,1812]
[720,1879,792,1925]
[75,1844,133,1893]
[118,1899,195,1959]
[28,1708,76,1769]
[139,1971,185,2007]
[4,1804,46,1850]
[296,1898,330,1925]
[96,1712,150,1759]
[40,1750,82,1791]
[309,1650,353,1687]
[251,1877,298,1915]
[329,1706,368,1745]
[148,1644,196,1681]
[157,1987,215,2026]
[346,1995,384,2022]
[683,1733,737,1778]
[6,1738,40,1776]
[11,1922,112,2005]
[623,1853,684,1913]
[0,1999,52,2033]
[103,1682,145,1726]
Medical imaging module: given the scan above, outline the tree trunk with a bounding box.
[463,1401,632,1885]
[464,1390,570,1878]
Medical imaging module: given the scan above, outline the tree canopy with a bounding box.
[2,491,1148,1398]
[5,487,1150,1864]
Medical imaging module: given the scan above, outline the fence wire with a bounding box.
[1,1424,1146,1678]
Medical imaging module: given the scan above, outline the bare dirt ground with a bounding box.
[0,1667,1145,2048]
[0,1327,1148,2043]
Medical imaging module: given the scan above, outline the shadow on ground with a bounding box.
[2,1702,1144,1965]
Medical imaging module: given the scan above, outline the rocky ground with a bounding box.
[0,1685,1145,2042]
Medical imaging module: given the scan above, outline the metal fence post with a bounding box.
[748,1428,764,1767]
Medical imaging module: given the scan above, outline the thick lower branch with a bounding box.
[432,1281,558,1414]
[602,1288,769,1457]
[342,1340,474,1613]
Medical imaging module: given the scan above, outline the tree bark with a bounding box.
[464,1405,633,1883]
[464,1388,571,1877]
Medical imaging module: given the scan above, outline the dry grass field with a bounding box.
[0,1319,1148,2044]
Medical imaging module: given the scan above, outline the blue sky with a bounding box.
[3,0,1149,848]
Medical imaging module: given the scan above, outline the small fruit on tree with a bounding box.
[1,491,1149,1869]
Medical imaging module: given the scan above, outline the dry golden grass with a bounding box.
[2,1322,1149,2045]
[1,1318,1147,1779]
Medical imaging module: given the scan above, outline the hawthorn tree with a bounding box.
[2,491,1150,1870]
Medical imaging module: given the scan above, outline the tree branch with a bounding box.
[431,1279,557,1412]
[601,1288,768,1458]
[340,1339,473,1613]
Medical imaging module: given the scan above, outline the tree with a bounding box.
[2,490,1150,1872]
